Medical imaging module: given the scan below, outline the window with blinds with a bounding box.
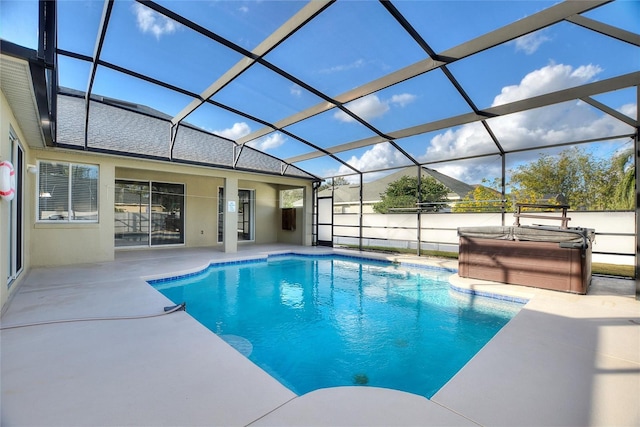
[37,161,99,222]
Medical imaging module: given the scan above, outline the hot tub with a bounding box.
[457,225,594,294]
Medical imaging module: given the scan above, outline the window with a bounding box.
[38,161,99,222]
[114,180,184,247]
[280,188,303,208]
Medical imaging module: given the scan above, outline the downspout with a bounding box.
[312,181,319,247]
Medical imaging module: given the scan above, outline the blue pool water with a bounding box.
[150,254,524,398]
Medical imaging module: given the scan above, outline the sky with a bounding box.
[0,0,638,185]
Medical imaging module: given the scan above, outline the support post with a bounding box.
[635,126,639,299]
[303,184,313,246]
[501,153,506,227]
[636,85,639,300]
[223,177,238,253]
[417,165,422,256]
[359,173,363,252]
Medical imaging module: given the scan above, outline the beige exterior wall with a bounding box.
[277,207,303,244]
[242,179,277,244]
[30,154,317,265]
[0,91,31,312]
[30,149,115,266]
[25,155,314,270]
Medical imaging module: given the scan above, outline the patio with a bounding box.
[1,245,638,426]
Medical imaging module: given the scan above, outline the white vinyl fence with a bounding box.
[333,211,635,266]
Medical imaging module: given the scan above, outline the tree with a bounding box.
[373,175,449,214]
[508,147,635,211]
[609,147,635,210]
[453,178,512,212]
[318,176,350,192]
[281,188,303,208]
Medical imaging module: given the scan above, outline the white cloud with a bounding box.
[390,93,417,107]
[334,93,416,123]
[324,63,635,184]
[213,122,251,140]
[290,84,302,97]
[334,94,389,123]
[513,31,551,55]
[133,3,180,39]
[320,59,365,74]
[619,103,637,118]
[422,122,495,160]
[485,100,630,155]
[420,63,630,182]
[480,64,626,154]
[247,132,287,151]
[436,162,503,186]
[335,142,409,180]
[238,6,249,13]
[493,63,602,106]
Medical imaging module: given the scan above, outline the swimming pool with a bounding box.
[150,254,524,398]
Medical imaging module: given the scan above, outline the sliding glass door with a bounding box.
[115,180,184,247]
[151,182,184,246]
[7,128,24,286]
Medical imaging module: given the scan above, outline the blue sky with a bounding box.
[1,0,638,185]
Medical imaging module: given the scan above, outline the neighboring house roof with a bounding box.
[421,168,476,200]
[318,166,476,204]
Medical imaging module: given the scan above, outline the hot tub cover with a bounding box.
[458,226,594,245]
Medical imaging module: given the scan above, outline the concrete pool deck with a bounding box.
[1,244,638,426]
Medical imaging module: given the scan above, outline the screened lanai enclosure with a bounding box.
[3,0,639,281]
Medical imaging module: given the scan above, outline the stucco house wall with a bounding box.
[28,153,313,268]
[1,91,33,311]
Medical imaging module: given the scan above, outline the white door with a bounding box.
[317,196,333,247]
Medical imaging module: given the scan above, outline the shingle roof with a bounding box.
[55,90,317,180]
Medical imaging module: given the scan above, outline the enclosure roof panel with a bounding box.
[0,0,637,182]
